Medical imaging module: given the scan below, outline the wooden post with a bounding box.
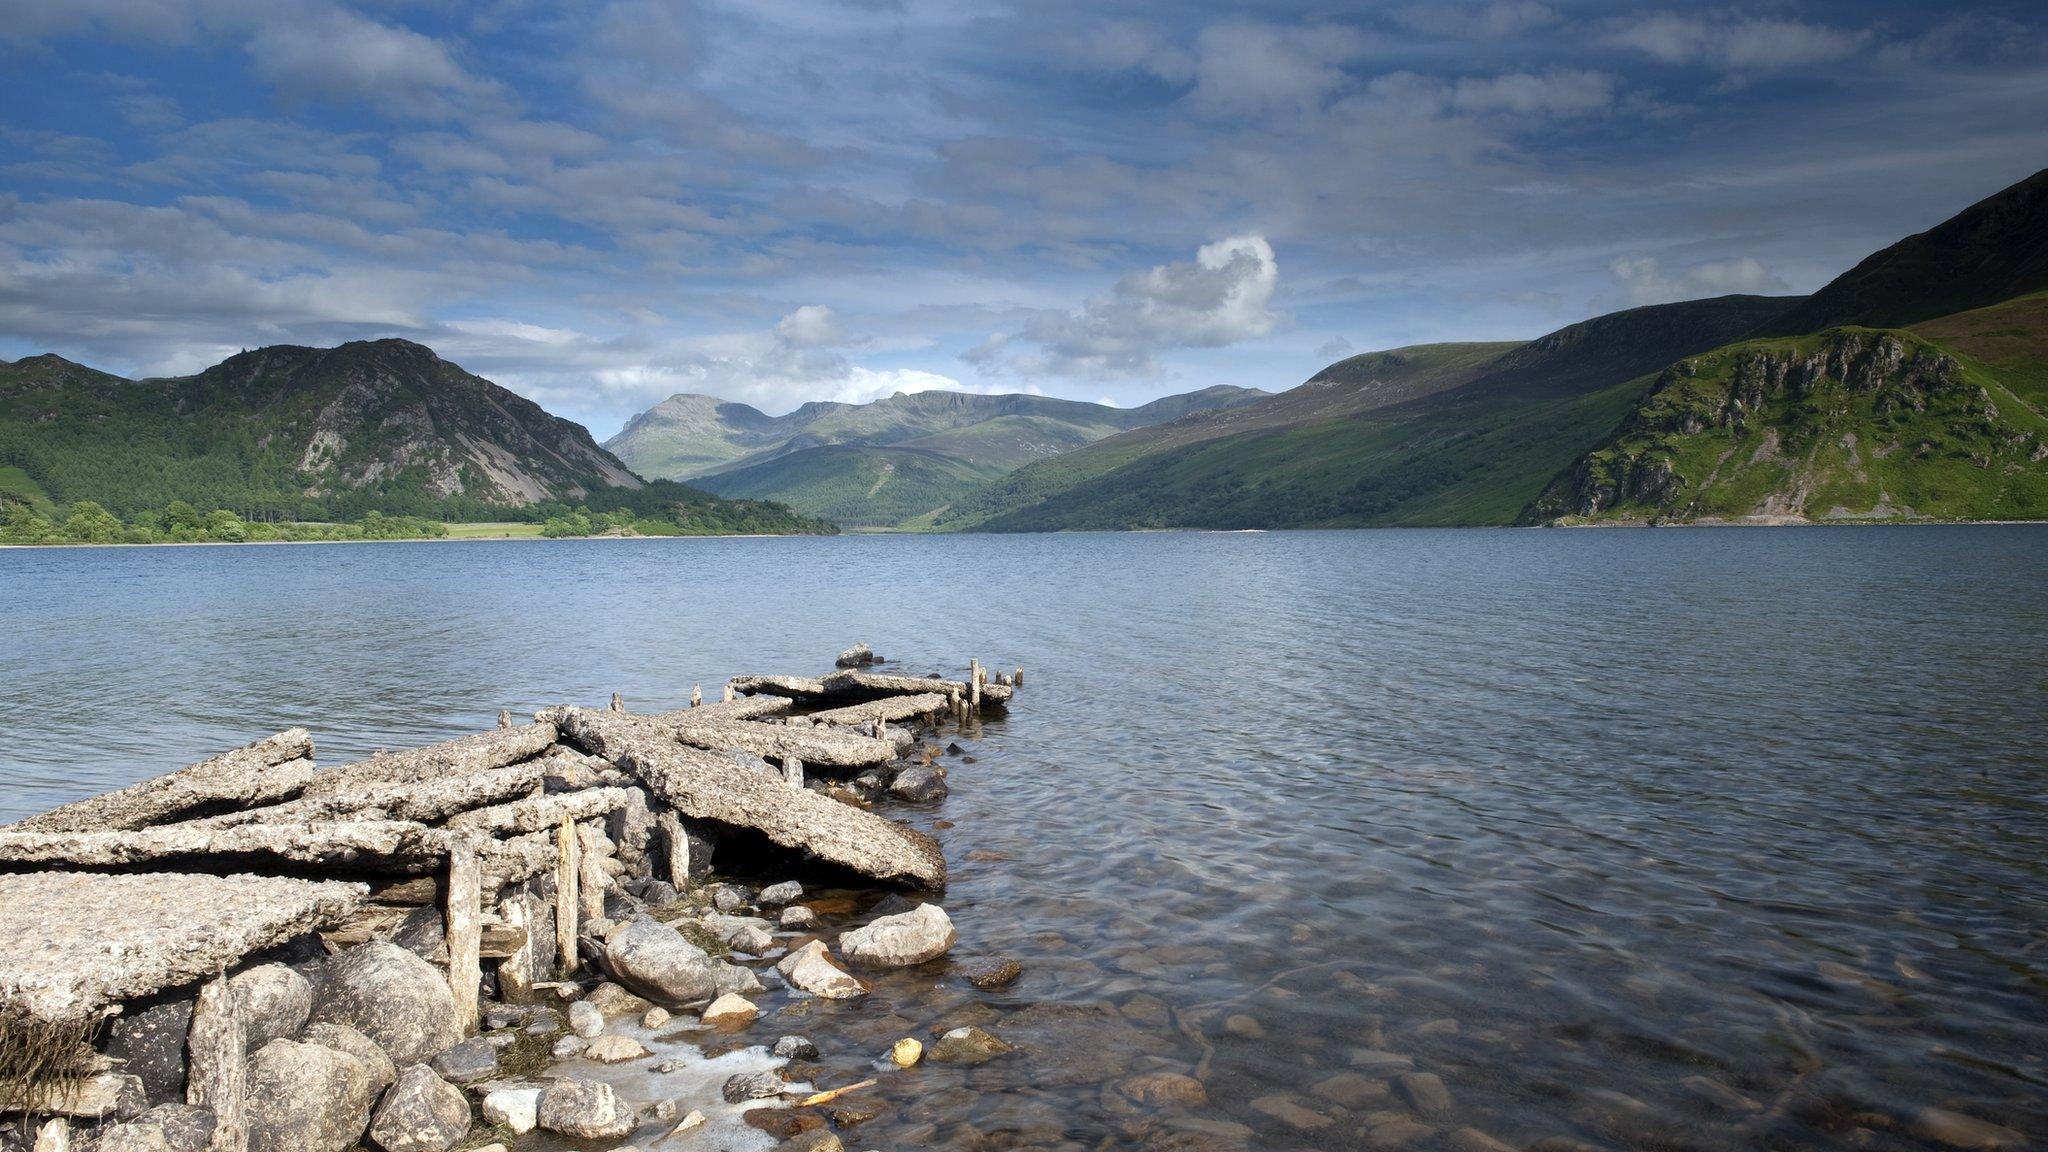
[554,818,579,975]
[781,755,803,790]
[497,709,511,729]
[722,682,736,703]
[497,893,534,1002]
[1014,667,1024,687]
[33,1119,69,1152]
[658,811,690,889]
[188,975,247,1152]
[608,692,624,713]
[969,660,982,710]
[444,842,481,1033]
[578,828,607,925]
[690,684,702,708]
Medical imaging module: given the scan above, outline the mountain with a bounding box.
[0,339,831,534]
[936,294,1796,531]
[1535,168,2048,525]
[606,384,1268,527]
[1756,168,2048,337]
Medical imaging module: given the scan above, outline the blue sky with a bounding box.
[2,0,2044,438]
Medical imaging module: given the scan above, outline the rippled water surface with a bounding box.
[4,528,2047,1151]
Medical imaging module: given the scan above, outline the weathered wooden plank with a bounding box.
[445,843,481,1033]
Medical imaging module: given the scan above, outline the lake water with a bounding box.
[3,528,2046,1151]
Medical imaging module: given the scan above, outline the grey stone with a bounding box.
[758,881,803,906]
[887,765,947,803]
[481,1087,541,1136]
[391,904,448,966]
[839,904,955,967]
[962,957,1022,990]
[95,1105,216,1152]
[366,1064,470,1152]
[568,1000,604,1038]
[927,1025,1013,1066]
[300,1022,396,1093]
[772,1035,818,1060]
[641,880,680,906]
[1396,1071,1453,1117]
[708,884,752,913]
[523,1008,560,1035]
[537,1078,635,1140]
[308,942,462,1066]
[103,993,195,1106]
[721,1071,783,1104]
[428,1036,500,1085]
[483,1005,526,1030]
[551,1036,588,1059]
[774,940,866,999]
[778,905,817,930]
[602,916,752,1005]
[246,1040,377,1152]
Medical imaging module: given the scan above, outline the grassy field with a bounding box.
[0,466,54,515]
[442,522,545,538]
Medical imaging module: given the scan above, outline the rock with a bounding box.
[230,964,314,1052]
[392,904,449,966]
[551,1036,588,1059]
[308,942,462,1067]
[1679,1075,1761,1113]
[1445,1128,1521,1152]
[641,880,680,906]
[428,1036,499,1085]
[776,940,868,999]
[709,884,753,912]
[962,957,1022,990]
[96,1105,216,1152]
[523,1008,560,1034]
[702,993,759,1027]
[1251,1095,1331,1131]
[1222,1014,1264,1039]
[835,643,874,667]
[722,1071,784,1104]
[745,1109,825,1140]
[1909,1107,2027,1150]
[568,1000,605,1038]
[603,916,750,1004]
[103,994,195,1106]
[483,1006,526,1030]
[758,881,804,906]
[482,1087,541,1136]
[538,1078,635,1140]
[779,905,818,930]
[887,765,947,803]
[245,1040,377,1152]
[927,1026,1013,1066]
[1310,1072,1389,1109]
[298,1023,395,1092]
[772,1035,820,1060]
[641,1007,670,1029]
[585,1034,651,1063]
[1395,1072,1452,1117]
[890,1038,924,1067]
[728,923,774,954]
[366,1064,469,1152]
[1365,1115,1435,1148]
[839,904,955,967]
[585,982,655,1017]
[1118,1072,1209,1107]
[782,1131,842,1152]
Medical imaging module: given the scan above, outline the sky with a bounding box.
[1,1,2045,440]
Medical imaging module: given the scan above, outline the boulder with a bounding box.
[95,1105,216,1152]
[758,881,803,906]
[775,941,867,999]
[428,1036,499,1085]
[300,1023,397,1092]
[366,1065,470,1152]
[308,942,461,1066]
[103,994,196,1105]
[246,1040,377,1152]
[537,1078,635,1140]
[928,1026,1013,1066]
[602,916,753,1005]
[839,904,955,967]
[887,766,947,803]
[481,1087,541,1136]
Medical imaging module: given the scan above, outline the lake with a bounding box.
[3,528,2046,1150]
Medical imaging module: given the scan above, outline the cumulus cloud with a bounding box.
[1609,255,1788,305]
[1604,13,1871,70]
[970,235,1282,378]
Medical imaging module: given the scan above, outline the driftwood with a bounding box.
[807,693,951,726]
[3,731,315,835]
[299,724,556,799]
[547,708,945,889]
[650,715,896,768]
[188,763,546,829]
[0,822,456,877]
[443,788,640,837]
[187,975,246,1152]
[0,872,364,1024]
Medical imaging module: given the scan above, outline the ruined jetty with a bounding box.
[0,655,1016,1152]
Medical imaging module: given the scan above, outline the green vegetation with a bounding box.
[1532,326,2048,523]
[441,522,545,539]
[1,500,451,546]
[696,445,1006,528]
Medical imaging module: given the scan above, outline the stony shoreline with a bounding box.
[0,646,1022,1152]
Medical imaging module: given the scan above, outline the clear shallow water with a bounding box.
[3,528,2046,1151]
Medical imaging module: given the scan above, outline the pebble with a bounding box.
[641,1007,670,1029]
[774,1035,820,1060]
[1117,1072,1209,1107]
[710,884,753,913]
[1909,1106,2026,1150]
[962,957,1022,990]
[1350,1049,1416,1070]
[1445,1128,1519,1152]
[1395,1071,1452,1117]
[1679,1075,1761,1113]
[483,1006,526,1030]
[1365,1115,1435,1148]
[890,1038,924,1067]
[584,1034,651,1064]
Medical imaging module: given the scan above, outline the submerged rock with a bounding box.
[308,942,461,1066]
[538,1078,635,1140]
[776,940,867,999]
[839,904,955,967]
[366,1064,469,1152]
[927,1025,1013,1066]
[888,766,948,803]
[962,957,1022,990]
[890,1038,924,1068]
[1118,1072,1208,1107]
[245,1040,377,1152]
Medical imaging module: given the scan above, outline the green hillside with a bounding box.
[695,444,1006,528]
[946,295,1795,532]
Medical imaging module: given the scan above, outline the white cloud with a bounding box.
[1604,14,1870,70]
[1186,23,1374,116]
[1609,255,1787,305]
[775,304,846,348]
[970,234,1282,378]
[247,9,499,118]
